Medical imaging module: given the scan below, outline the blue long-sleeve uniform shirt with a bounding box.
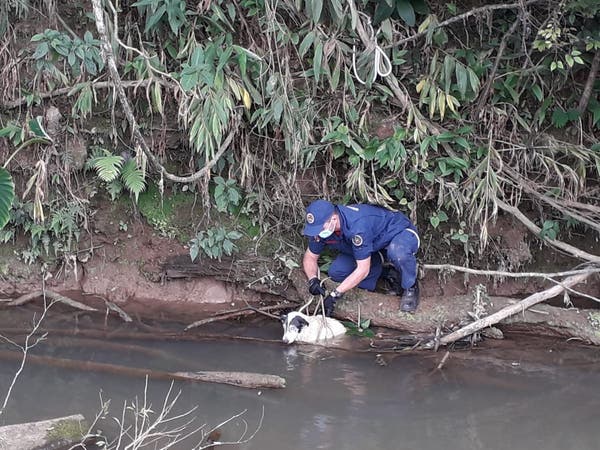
[307,204,416,260]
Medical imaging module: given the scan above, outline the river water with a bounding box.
[1,307,600,450]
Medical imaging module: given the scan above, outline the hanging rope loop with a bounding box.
[352,14,392,85]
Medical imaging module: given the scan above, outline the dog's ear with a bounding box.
[280,313,288,323]
[296,316,309,330]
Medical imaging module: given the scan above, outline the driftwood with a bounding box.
[4,290,97,311]
[439,272,593,345]
[0,414,86,450]
[0,350,286,389]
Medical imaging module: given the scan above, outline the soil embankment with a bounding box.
[2,208,599,346]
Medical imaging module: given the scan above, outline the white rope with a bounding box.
[352,16,392,85]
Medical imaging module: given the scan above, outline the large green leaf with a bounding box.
[396,0,416,26]
[0,167,15,230]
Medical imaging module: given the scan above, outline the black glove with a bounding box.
[323,289,343,317]
[308,277,326,296]
[323,294,336,317]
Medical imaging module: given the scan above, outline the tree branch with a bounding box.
[577,49,600,114]
[439,272,592,345]
[423,263,600,279]
[497,198,600,263]
[5,290,96,311]
[474,19,521,114]
[502,165,600,233]
[385,0,545,49]
[0,80,178,110]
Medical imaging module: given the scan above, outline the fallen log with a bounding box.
[286,268,600,344]
[0,350,286,389]
[439,272,592,346]
[0,414,86,450]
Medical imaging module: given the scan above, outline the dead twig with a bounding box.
[184,304,290,331]
[5,290,97,311]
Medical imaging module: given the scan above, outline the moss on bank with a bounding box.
[45,417,87,442]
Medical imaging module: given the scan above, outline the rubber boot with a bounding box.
[400,282,419,313]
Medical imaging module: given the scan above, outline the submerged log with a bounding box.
[0,350,286,389]
[0,414,86,450]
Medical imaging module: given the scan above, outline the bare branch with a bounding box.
[385,0,545,49]
[6,289,97,310]
[423,263,600,279]
[439,272,592,345]
[497,198,600,263]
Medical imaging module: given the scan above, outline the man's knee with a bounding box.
[387,240,414,264]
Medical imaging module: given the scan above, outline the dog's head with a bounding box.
[281,311,310,344]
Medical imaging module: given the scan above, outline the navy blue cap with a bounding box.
[303,200,335,236]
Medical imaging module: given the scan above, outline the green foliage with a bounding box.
[30,29,104,83]
[213,177,241,214]
[540,220,560,240]
[449,221,469,244]
[189,227,243,261]
[133,0,188,36]
[342,319,374,337]
[137,183,195,240]
[0,168,15,230]
[69,83,95,119]
[0,122,25,146]
[4,0,599,263]
[429,210,448,229]
[87,151,146,201]
[5,200,85,264]
[551,108,580,128]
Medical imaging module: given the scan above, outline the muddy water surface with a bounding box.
[1,308,600,450]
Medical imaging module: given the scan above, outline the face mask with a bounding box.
[318,217,336,239]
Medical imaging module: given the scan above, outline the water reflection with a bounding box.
[1,312,600,450]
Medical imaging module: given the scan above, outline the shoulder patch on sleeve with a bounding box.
[352,235,363,246]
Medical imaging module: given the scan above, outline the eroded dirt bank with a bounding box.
[2,208,600,346]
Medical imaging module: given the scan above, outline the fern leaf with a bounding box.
[93,155,124,182]
[121,159,146,201]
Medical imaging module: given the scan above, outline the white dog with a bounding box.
[281,311,346,344]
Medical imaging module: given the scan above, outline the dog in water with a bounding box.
[281,311,346,344]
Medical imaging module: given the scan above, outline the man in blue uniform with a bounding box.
[302,199,420,316]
